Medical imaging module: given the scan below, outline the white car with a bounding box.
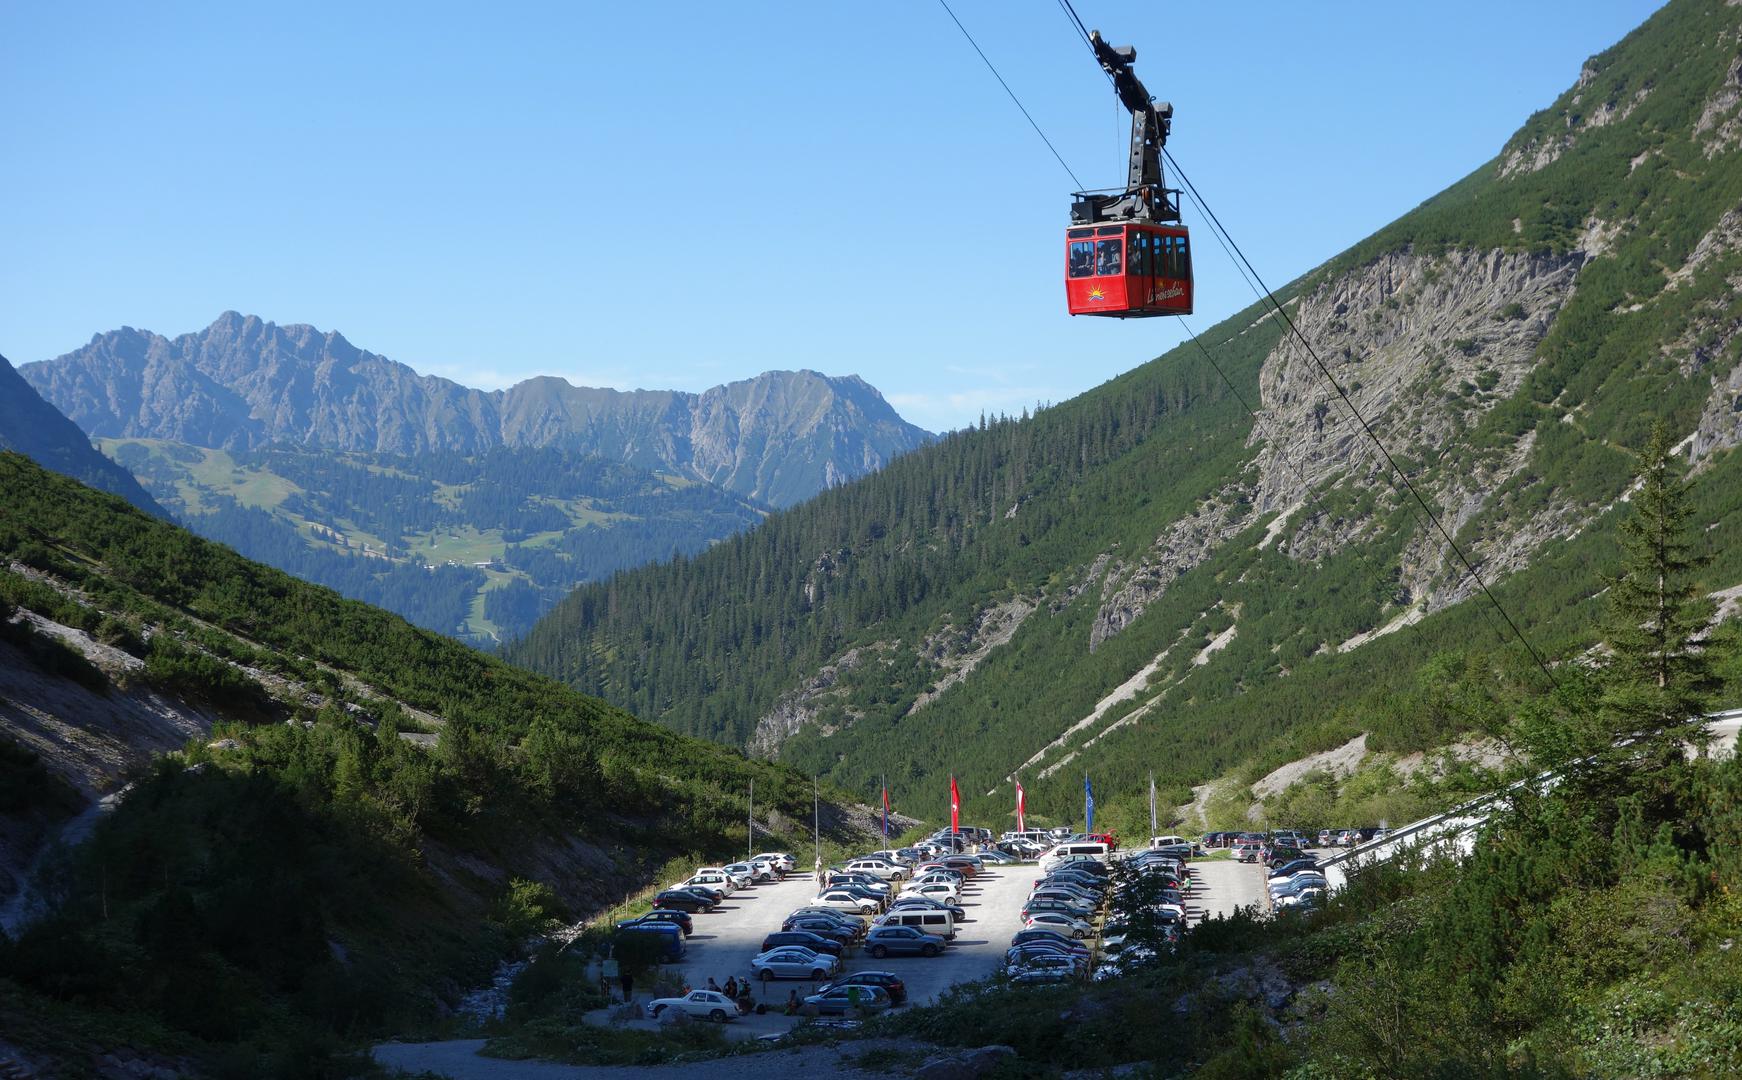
[683,871,736,895]
[698,866,752,889]
[755,852,797,873]
[811,889,881,913]
[902,881,960,902]
[647,989,738,1022]
[725,861,773,884]
[845,858,906,880]
[752,947,841,981]
[1024,911,1092,938]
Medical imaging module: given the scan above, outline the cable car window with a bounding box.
[1177,234,1190,278]
[1160,234,1177,277]
[1128,232,1146,276]
[1067,228,1095,239]
[1095,238,1123,276]
[1096,226,1124,236]
[1068,241,1095,278]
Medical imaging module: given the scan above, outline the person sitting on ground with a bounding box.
[706,977,720,993]
[723,975,738,999]
[737,985,755,1014]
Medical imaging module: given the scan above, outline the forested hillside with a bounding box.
[105,438,764,643]
[511,0,1742,829]
[0,453,872,1074]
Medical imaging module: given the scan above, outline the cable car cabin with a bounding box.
[1065,224,1192,318]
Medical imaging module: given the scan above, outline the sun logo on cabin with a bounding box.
[1087,286,1105,301]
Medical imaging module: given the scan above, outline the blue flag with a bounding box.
[1084,775,1095,832]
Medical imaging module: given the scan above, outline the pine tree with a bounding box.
[1599,420,1716,754]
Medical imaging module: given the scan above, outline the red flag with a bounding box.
[1015,779,1026,833]
[881,784,890,839]
[949,775,960,833]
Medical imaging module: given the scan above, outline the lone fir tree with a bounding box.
[1600,420,1716,755]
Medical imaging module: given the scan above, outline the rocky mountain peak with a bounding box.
[22,316,930,507]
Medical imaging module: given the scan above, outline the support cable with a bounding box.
[936,0,1086,191]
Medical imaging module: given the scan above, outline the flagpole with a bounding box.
[1149,771,1157,838]
[748,778,754,862]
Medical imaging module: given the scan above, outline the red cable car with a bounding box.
[1065,222,1192,317]
[1065,31,1192,319]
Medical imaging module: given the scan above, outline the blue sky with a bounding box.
[2,1,1664,433]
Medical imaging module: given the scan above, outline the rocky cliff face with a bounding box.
[22,313,931,507]
[0,354,164,515]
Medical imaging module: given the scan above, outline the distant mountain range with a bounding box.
[22,312,931,509]
[0,354,163,516]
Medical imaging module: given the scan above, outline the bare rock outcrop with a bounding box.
[906,597,1037,716]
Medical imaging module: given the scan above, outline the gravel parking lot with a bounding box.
[659,861,1034,1018]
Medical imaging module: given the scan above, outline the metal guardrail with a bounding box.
[1318,708,1742,876]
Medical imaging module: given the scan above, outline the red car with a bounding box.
[1087,831,1120,851]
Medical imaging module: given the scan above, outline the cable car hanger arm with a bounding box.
[1071,30,1180,227]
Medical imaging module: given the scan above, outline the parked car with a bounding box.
[1006,942,1087,969]
[787,906,868,929]
[804,984,893,1015]
[1269,874,1328,899]
[864,925,947,958]
[1024,911,1093,938]
[783,918,858,946]
[1006,953,1077,984]
[1023,897,1096,921]
[751,946,841,982]
[684,870,739,894]
[844,857,907,881]
[675,882,726,904]
[755,851,797,872]
[811,889,881,914]
[1010,927,1090,956]
[1268,858,1320,880]
[817,970,908,1006]
[647,989,737,1022]
[618,910,692,936]
[889,896,966,920]
[726,860,774,884]
[1275,888,1324,910]
[762,930,845,957]
[653,889,715,913]
[903,881,961,902]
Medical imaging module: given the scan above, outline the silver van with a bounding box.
[876,907,956,939]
